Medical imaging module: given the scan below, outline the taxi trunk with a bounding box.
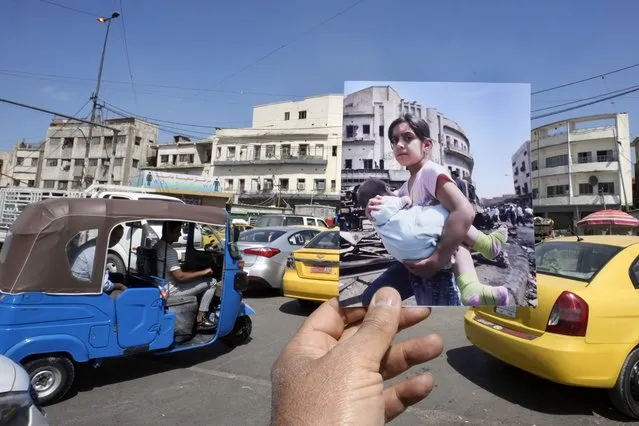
[291,248,339,282]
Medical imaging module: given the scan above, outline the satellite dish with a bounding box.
[588,176,599,186]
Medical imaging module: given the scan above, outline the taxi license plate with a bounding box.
[495,306,517,318]
[311,266,332,274]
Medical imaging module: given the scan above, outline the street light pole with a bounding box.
[82,11,120,189]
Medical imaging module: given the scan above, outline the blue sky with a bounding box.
[345,81,529,197]
[1,0,639,194]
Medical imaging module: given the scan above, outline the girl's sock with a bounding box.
[472,225,508,260]
[456,272,511,306]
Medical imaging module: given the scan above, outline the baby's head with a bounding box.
[356,179,394,209]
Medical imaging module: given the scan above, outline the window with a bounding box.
[58,181,68,190]
[216,147,222,158]
[114,158,123,167]
[43,180,55,188]
[263,179,274,191]
[531,160,538,171]
[363,125,370,135]
[331,180,336,191]
[298,110,307,119]
[66,228,102,289]
[225,179,234,191]
[28,180,35,187]
[536,241,621,282]
[532,188,538,199]
[299,144,309,157]
[547,185,569,197]
[178,154,194,163]
[31,158,38,167]
[266,145,275,158]
[286,216,304,226]
[135,136,142,145]
[332,146,337,157]
[288,230,320,246]
[13,179,19,186]
[254,145,261,160]
[282,144,291,158]
[239,229,286,243]
[132,159,139,168]
[47,159,58,167]
[305,231,339,249]
[160,155,169,163]
[227,147,236,158]
[346,125,355,138]
[72,179,82,189]
[314,179,326,190]
[379,125,384,137]
[545,154,569,168]
[88,159,98,166]
[74,159,84,166]
[363,159,373,169]
[316,145,324,157]
[599,182,615,194]
[578,183,593,195]
[345,159,352,169]
[16,157,24,166]
[577,152,592,164]
[297,178,306,190]
[149,140,154,145]
[62,138,74,148]
[117,135,126,144]
[596,150,613,162]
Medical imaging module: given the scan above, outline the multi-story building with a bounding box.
[512,140,532,196]
[0,141,42,187]
[155,135,213,176]
[211,94,343,207]
[39,117,159,190]
[341,86,473,189]
[531,113,632,229]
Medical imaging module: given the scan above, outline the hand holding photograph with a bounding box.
[338,81,535,308]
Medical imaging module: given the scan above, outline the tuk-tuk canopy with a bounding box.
[0,198,227,294]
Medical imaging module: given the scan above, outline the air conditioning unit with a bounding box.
[297,183,305,191]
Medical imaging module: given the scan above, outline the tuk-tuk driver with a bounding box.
[153,221,217,330]
[70,225,128,294]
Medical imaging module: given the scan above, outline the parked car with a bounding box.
[282,229,340,307]
[236,226,322,289]
[464,235,639,419]
[0,354,48,425]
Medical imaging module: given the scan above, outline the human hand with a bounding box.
[403,252,446,279]
[271,287,443,425]
[365,195,384,222]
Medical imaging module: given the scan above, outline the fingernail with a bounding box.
[372,288,399,307]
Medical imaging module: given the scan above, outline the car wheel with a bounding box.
[106,253,125,274]
[24,356,75,406]
[221,315,252,347]
[609,347,639,419]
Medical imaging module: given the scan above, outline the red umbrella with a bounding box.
[577,209,639,228]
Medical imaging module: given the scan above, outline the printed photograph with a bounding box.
[338,81,536,308]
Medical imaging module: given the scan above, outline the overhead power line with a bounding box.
[531,84,639,113]
[532,62,639,95]
[531,86,639,120]
[38,0,101,17]
[117,0,138,104]
[179,0,369,105]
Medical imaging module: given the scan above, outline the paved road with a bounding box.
[46,293,630,426]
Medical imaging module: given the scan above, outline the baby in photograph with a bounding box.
[358,178,510,306]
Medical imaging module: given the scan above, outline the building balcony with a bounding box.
[444,146,474,165]
[237,188,339,200]
[533,160,619,178]
[214,154,327,166]
[533,126,616,150]
[341,168,390,181]
[343,136,375,144]
[533,194,621,207]
[156,162,205,170]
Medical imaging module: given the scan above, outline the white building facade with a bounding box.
[341,86,473,189]
[531,113,632,229]
[512,140,532,196]
[210,94,343,207]
[154,136,213,176]
[40,117,159,190]
[0,141,42,187]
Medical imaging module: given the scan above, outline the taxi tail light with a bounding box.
[546,291,588,337]
[243,247,281,258]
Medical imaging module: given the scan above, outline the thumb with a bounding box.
[346,287,402,364]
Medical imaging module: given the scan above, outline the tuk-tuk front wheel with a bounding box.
[221,315,252,347]
[24,356,75,406]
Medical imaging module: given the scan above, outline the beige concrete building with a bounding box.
[342,86,474,189]
[211,94,343,207]
[40,117,159,189]
[0,141,43,187]
[155,135,213,176]
[512,140,532,196]
[532,113,632,229]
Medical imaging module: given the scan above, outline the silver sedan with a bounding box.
[236,226,322,289]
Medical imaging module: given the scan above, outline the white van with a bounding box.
[93,191,203,274]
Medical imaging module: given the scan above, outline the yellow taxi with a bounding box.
[282,228,340,306]
[464,235,639,418]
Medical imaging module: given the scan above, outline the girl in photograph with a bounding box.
[360,114,512,306]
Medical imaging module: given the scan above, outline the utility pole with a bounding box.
[82,11,120,189]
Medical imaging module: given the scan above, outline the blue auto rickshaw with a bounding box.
[0,198,254,405]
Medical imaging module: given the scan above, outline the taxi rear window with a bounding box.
[536,241,621,282]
